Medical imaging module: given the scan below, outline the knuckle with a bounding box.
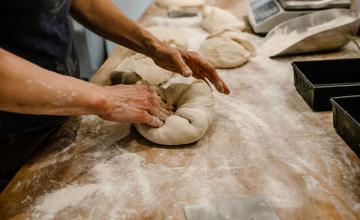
[143,90,152,98]
[135,111,147,121]
[189,51,198,56]
[170,50,180,58]
[143,99,152,107]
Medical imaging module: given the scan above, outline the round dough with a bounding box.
[146,26,189,49]
[200,29,256,68]
[156,0,204,9]
[201,6,246,33]
[116,53,174,85]
[135,80,214,145]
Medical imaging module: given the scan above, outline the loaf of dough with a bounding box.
[156,0,204,9]
[116,53,174,85]
[200,29,256,68]
[146,26,189,49]
[201,6,246,33]
[135,80,214,145]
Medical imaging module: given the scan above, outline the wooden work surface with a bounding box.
[1,1,360,219]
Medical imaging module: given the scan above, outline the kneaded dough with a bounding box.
[201,6,246,33]
[156,0,204,9]
[116,53,174,85]
[200,29,256,69]
[109,71,142,85]
[146,26,189,49]
[135,80,214,145]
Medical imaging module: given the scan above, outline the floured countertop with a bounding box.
[0,1,359,220]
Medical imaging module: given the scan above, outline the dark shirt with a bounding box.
[0,0,79,136]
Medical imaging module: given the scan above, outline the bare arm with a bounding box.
[70,0,230,94]
[0,49,169,127]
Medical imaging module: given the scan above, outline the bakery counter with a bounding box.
[0,1,359,219]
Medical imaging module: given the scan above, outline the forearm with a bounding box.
[0,49,106,116]
[70,0,161,57]
[70,0,230,94]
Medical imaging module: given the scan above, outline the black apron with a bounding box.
[0,0,79,135]
[0,0,79,190]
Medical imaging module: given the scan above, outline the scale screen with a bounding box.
[251,0,280,23]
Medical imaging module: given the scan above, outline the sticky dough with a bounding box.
[135,80,214,145]
[200,29,256,69]
[116,53,173,86]
[201,6,246,33]
[155,0,204,9]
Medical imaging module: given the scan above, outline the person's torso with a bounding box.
[0,0,79,135]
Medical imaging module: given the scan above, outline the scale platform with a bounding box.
[248,0,351,33]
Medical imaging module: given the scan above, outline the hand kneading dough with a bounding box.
[200,29,256,68]
[146,26,189,49]
[156,0,204,9]
[135,80,214,145]
[116,53,174,85]
[201,6,246,33]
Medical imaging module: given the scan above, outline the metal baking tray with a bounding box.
[292,58,360,111]
[331,95,360,157]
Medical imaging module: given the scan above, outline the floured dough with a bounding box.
[201,6,246,33]
[135,80,214,145]
[116,53,174,85]
[109,71,142,85]
[146,26,189,49]
[200,29,256,68]
[156,0,204,9]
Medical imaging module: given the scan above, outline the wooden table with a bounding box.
[1,1,359,219]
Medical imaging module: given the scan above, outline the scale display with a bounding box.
[251,0,280,23]
[248,0,351,33]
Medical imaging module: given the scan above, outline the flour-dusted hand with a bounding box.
[180,50,230,94]
[151,43,230,94]
[151,44,193,77]
[97,81,171,127]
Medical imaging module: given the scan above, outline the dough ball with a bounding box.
[200,29,256,69]
[156,0,204,9]
[201,6,246,33]
[146,26,189,49]
[135,80,214,145]
[116,53,174,85]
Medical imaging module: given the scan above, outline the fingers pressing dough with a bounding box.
[135,80,214,145]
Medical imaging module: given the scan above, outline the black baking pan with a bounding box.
[292,58,360,111]
[331,95,360,157]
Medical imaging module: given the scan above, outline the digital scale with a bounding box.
[248,0,351,34]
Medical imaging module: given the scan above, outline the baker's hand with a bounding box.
[151,44,230,94]
[97,81,171,127]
